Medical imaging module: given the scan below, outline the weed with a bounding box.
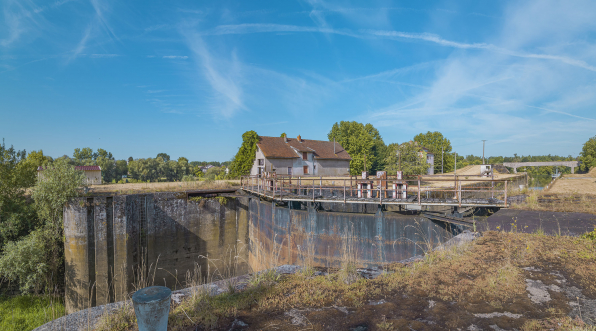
[377,315,394,330]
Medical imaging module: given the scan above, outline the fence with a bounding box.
[240,174,525,208]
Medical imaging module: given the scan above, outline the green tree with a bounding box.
[73,147,94,161]
[0,141,38,251]
[96,148,113,160]
[229,131,259,178]
[0,159,86,292]
[579,136,596,172]
[328,121,386,175]
[413,131,453,173]
[115,160,128,180]
[384,141,430,176]
[96,156,115,183]
[156,153,170,162]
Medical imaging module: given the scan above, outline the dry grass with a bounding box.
[510,190,596,215]
[87,179,239,194]
[547,170,596,195]
[100,229,596,330]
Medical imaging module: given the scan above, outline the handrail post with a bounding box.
[504,180,508,207]
[458,180,461,207]
[320,176,322,197]
[343,179,346,204]
[380,179,383,205]
[273,179,276,200]
[312,179,315,202]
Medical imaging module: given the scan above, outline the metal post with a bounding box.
[458,180,461,207]
[320,176,322,196]
[504,180,508,207]
[380,180,383,205]
[312,179,315,202]
[343,179,346,204]
[455,152,457,174]
[273,179,275,200]
[482,140,486,164]
[418,175,421,206]
[441,146,444,174]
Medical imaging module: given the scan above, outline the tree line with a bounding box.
[229,122,594,178]
[19,147,232,184]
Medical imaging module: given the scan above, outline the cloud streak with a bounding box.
[202,23,596,73]
[184,32,247,118]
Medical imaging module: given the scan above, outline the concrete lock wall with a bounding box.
[64,192,456,313]
[246,199,456,272]
[64,193,250,314]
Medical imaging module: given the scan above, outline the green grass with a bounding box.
[0,295,65,331]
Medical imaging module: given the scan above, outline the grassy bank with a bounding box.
[0,295,65,331]
[96,228,596,331]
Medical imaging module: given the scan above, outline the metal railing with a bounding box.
[240,174,513,207]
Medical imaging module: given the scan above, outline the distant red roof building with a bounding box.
[38,165,102,171]
[37,165,102,184]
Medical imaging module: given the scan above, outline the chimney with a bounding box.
[297,135,302,142]
[284,134,288,143]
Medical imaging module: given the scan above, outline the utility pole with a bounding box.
[482,140,487,164]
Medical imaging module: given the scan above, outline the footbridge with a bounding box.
[502,161,580,173]
[241,173,527,208]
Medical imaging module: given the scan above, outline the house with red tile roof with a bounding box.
[37,165,102,185]
[250,135,351,177]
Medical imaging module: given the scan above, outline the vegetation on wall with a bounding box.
[228,130,259,178]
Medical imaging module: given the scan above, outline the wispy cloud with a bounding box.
[184,31,246,118]
[68,0,117,62]
[203,23,596,73]
[70,24,93,61]
[1,0,75,47]
[89,53,119,58]
[162,55,188,59]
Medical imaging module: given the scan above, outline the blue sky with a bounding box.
[1,0,595,161]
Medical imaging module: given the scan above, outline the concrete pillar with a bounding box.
[64,197,93,314]
[513,167,517,174]
[94,197,110,306]
[571,166,574,174]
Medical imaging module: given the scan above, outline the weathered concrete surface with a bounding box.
[64,193,250,313]
[247,199,457,272]
[482,209,596,235]
[64,192,457,314]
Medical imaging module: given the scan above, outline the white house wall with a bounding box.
[315,159,350,176]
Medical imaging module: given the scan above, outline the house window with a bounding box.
[303,165,309,174]
[302,152,307,160]
[288,167,292,176]
[258,159,264,166]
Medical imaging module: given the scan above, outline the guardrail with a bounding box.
[240,174,511,208]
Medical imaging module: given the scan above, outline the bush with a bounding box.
[0,159,85,293]
[0,229,53,292]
